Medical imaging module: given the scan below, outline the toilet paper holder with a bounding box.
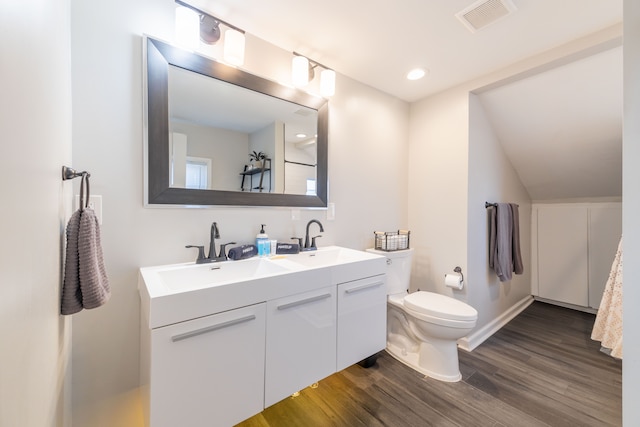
[453,266,464,283]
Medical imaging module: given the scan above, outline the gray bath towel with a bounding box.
[488,206,497,270]
[488,203,524,282]
[510,203,524,275]
[61,208,110,314]
[493,203,513,282]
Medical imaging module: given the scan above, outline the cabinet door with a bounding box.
[337,276,387,371]
[265,286,336,407]
[150,303,266,427]
[537,206,589,306]
[589,205,622,308]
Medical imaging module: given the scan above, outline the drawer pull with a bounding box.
[345,281,383,294]
[277,293,331,311]
[171,314,256,342]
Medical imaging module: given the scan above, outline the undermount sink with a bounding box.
[274,246,377,268]
[159,257,291,292]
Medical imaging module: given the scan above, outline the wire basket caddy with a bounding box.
[374,230,410,251]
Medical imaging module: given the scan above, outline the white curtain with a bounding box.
[591,236,623,359]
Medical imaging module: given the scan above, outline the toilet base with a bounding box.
[386,342,462,382]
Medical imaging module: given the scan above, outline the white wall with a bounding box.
[407,86,531,339]
[408,88,469,295]
[69,0,408,424]
[467,94,531,329]
[623,0,640,423]
[0,0,72,426]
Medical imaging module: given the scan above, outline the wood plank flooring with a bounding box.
[237,301,622,427]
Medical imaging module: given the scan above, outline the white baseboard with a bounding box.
[457,295,534,352]
[533,296,597,314]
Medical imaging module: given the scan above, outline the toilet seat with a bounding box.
[404,291,477,321]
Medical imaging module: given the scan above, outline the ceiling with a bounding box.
[187,0,623,200]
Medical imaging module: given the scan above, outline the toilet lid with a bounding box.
[404,291,478,321]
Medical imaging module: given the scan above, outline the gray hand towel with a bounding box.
[61,209,83,315]
[78,208,110,309]
[227,244,258,260]
[275,243,300,254]
[61,208,110,314]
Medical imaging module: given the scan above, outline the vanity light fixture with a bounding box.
[292,52,336,97]
[174,0,246,65]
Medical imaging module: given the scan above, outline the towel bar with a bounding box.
[485,201,519,208]
[62,166,90,181]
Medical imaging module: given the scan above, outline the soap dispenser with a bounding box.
[256,224,269,256]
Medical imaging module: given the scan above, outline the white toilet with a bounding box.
[368,248,478,382]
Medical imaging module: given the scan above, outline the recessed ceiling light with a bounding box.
[296,133,307,138]
[407,68,427,80]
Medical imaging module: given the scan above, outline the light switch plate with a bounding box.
[326,203,335,221]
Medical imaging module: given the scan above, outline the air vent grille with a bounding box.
[456,0,517,33]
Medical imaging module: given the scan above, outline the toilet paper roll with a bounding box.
[445,273,463,290]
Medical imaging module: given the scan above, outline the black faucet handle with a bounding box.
[291,237,303,247]
[185,245,206,263]
[218,242,237,259]
[311,235,322,249]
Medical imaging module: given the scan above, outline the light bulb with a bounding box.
[292,56,310,87]
[175,6,199,50]
[223,29,245,66]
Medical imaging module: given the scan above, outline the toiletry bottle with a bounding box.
[256,224,269,256]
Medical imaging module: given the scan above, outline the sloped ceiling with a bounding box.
[477,47,623,201]
[189,0,623,201]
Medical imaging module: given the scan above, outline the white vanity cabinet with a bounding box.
[336,275,387,371]
[264,286,337,407]
[144,303,266,427]
[139,246,388,426]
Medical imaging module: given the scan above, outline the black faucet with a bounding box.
[209,222,220,260]
[186,222,230,263]
[303,219,324,251]
[218,241,237,260]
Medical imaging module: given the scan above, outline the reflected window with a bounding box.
[185,157,211,190]
[306,179,316,196]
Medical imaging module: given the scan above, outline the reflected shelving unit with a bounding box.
[240,159,271,192]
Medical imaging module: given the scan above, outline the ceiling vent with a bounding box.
[456,0,517,33]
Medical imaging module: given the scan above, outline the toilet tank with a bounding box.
[367,248,414,295]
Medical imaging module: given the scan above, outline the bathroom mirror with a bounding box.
[144,37,328,207]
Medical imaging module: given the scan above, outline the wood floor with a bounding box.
[237,301,622,427]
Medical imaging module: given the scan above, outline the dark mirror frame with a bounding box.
[145,37,328,207]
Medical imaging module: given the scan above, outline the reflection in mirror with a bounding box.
[145,36,328,207]
[167,65,318,194]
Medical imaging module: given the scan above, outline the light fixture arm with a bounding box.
[175,0,245,34]
[293,52,332,73]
